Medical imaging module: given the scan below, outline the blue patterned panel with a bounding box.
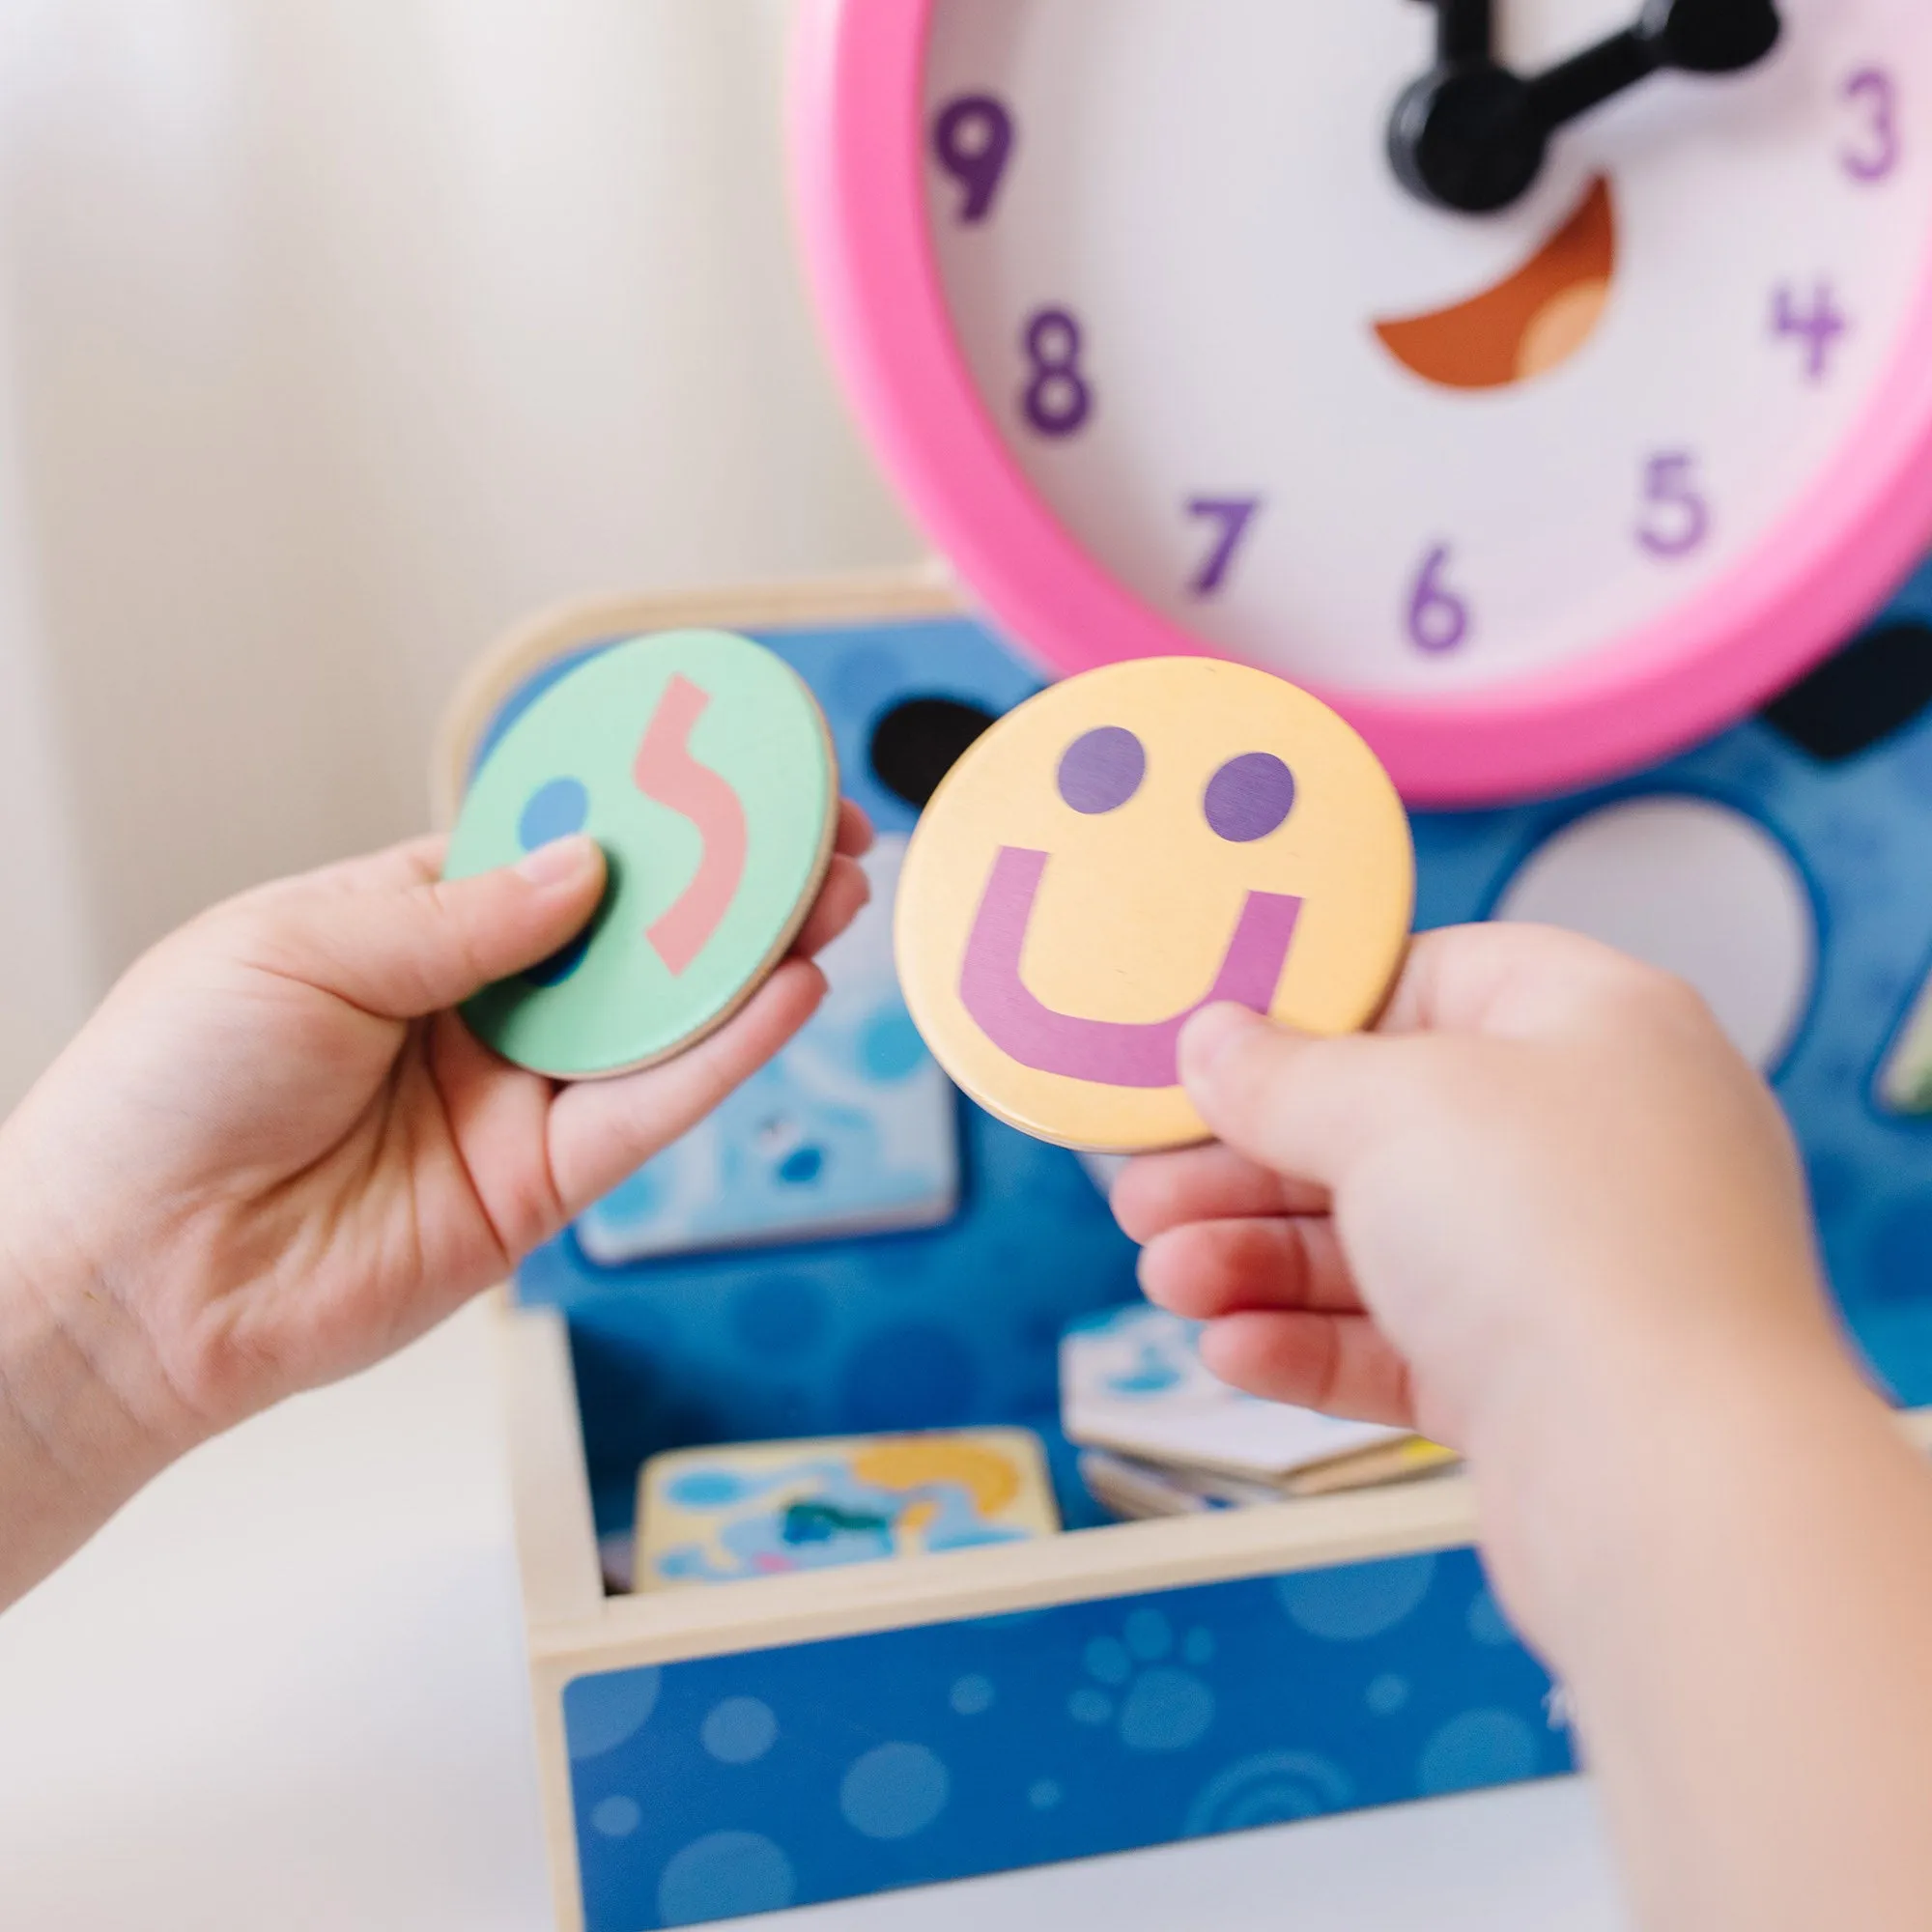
[1408,555,1932,1403]
[521,1098,1136,1534]
[562,1548,1566,1929]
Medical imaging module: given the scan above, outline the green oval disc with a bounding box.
[445,629,837,1078]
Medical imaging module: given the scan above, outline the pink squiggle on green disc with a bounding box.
[444,629,834,1079]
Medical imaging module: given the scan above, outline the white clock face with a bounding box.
[923,0,1932,696]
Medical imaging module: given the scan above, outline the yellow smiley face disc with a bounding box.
[895,659,1415,1152]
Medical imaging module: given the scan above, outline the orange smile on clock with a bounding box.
[1375,175,1616,390]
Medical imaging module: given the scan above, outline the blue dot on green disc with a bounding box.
[517,778,596,986]
[519,777,590,851]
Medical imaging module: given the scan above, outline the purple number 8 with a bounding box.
[1021,308,1094,439]
[1406,545,1471,656]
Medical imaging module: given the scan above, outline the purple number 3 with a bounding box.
[1843,68,1901,185]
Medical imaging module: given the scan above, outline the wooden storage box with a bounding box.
[444,566,1932,1931]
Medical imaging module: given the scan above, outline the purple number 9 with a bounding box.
[1406,545,1471,655]
[1843,68,1901,185]
[932,95,1016,224]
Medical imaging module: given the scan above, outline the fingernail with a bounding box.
[1179,1002,1262,1080]
[516,834,599,890]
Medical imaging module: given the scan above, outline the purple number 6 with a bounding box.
[1406,545,1471,655]
[1636,451,1711,560]
[1843,68,1901,185]
[1186,497,1263,597]
[932,95,1016,224]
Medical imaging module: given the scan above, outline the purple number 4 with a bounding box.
[1772,283,1851,384]
[1185,497,1263,597]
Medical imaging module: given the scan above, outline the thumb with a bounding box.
[280,835,609,1021]
[1179,1003,1407,1190]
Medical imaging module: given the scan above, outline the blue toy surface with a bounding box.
[493,616,1128,1533]
[563,1549,1566,1930]
[501,580,1932,1928]
[576,834,962,1262]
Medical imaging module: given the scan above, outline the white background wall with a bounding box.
[0,0,921,1109]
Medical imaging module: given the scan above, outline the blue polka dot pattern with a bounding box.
[950,1674,994,1717]
[1365,1672,1410,1716]
[700,1697,777,1765]
[564,1667,661,1761]
[1275,1555,1437,1642]
[563,1552,1559,1929]
[590,1796,640,1838]
[839,1742,950,1840]
[1466,1588,1515,1647]
[1417,1710,1542,1796]
[656,1832,795,1925]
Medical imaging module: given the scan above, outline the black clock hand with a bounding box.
[1531,1,1781,134]
[1390,0,1782,216]
[1431,0,1492,66]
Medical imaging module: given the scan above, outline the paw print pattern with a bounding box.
[1066,1608,1216,1752]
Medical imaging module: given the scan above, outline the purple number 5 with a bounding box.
[1636,451,1711,560]
[1185,497,1263,597]
[1843,68,1901,185]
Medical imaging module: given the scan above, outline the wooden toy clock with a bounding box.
[793,0,1932,802]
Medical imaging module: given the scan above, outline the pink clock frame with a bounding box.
[791,0,1932,805]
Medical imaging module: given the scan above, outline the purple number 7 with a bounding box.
[1185,497,1263,598]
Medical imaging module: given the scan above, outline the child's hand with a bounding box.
[0,811,869,1595]
[1115,925,1932,1929]
[1114,923,1847,1622]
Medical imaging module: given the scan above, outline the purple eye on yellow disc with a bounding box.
[1204,752,1295,842]
[1057,725,1145,814]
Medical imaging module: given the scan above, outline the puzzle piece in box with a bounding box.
[1061,1304,1400,1481]
[575,833,958,1261]
[1879,965,1932,1117]
[636,1428,1059,1591]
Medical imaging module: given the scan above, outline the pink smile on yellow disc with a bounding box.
[893,659,1414,1153]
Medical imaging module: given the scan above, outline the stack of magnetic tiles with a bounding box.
[446,623,1457,1593]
